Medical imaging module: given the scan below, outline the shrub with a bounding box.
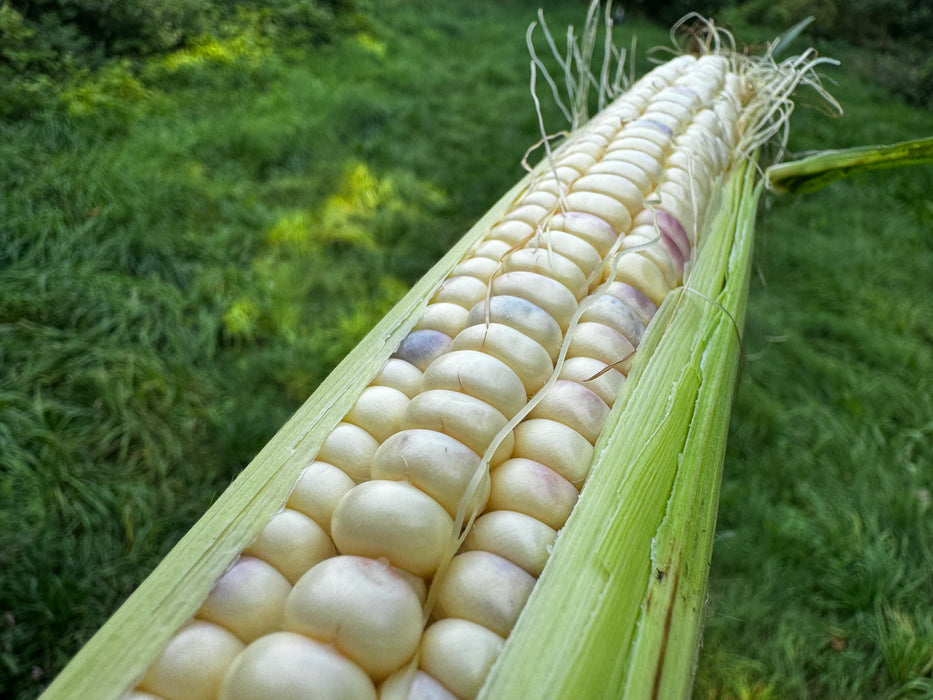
[7,0,213,57]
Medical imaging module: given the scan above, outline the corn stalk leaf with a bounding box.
[767,135,933,194]
[480,157,761,699]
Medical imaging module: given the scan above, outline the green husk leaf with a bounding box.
[621,159,759,699]
[770,16,815,60]
[766,135,933,194]
[38,169,540,700]
[480,156,761,699]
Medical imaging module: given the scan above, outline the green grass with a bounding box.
[1,2,931,699]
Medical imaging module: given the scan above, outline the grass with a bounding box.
[0,1,931,698]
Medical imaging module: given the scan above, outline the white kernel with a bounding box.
[372,358,423,399]
[501,247,588,300]
[413,303,470,340]
[469,238,513,261]
[588,117,625,141]
[392,567,428,606]
[488,457,579,530]
[664,152,714,195]
[511,418,594,487]
[609,247,673,306]
[563,190,632,235]
[584,159,654,195]
[422,349,527,419]
[465,295,564,361]
[139,620,243,700]
[404,389,513,466]
[571,172,644,218]
[243,509,335,585]
[331,480,453,577]
[318,422,379,483]
[287,461,356,534]
[606,135,666,163]
[485,219,534,246]
[530,166,582,195]
[600,147,664,184]
[567,321,637,373]
[658,178,698,218]
[518,189,560,211]
[450,256,501,283]
[637,109,682,132]
[654,87,700,109]
[556,146,600,172]
[462,510,557,576]
[219,631,376,700]
[489,271,579,330]
[574,130,611,148]
[431,276,489,310]
[527,379,610,444]
[557,356,626,407]
[379,669,459,700]
[620,124,672,149]
[371,429,489,519]
[580,293,647,346]
[502,202,550,227]
[345,385,411,443]
[197,556,290,643]
[419,619,504,700]
[284,556,423,680]
[679,127,730,178]
[673,74,717,103]
[621,238,683,288]
[434,550,535,637]
[450,322,554,395]
[525,229,602,274]
[548,211,619,256]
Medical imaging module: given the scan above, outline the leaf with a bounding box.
[767,136,933,195]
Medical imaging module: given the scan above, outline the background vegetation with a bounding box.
[1,1,930,698]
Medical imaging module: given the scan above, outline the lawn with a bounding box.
[1,1,931,698]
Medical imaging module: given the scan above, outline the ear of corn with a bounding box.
[37,8,899,700]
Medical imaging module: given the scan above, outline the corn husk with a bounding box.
[480,155,760,700]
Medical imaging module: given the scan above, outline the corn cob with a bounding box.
[40,10,845,700]
[110,48,752,700]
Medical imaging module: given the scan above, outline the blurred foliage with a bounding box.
[0,0,363,117]
[628,0,933,107]
[630,0,932,45]
[6,0,212,57]
[737,0,933,108]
